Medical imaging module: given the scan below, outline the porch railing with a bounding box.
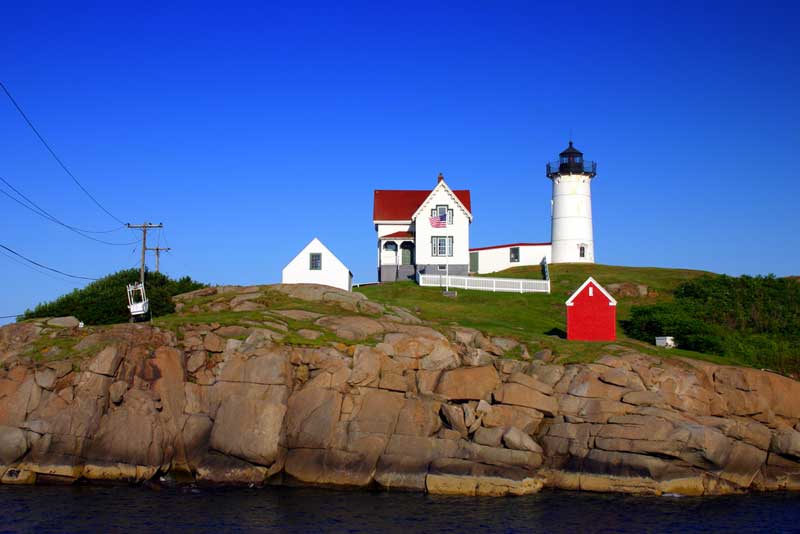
[417,273,550,294]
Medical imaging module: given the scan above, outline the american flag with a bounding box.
[429,212,447,228]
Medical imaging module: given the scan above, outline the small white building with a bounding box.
[656,336,676,349]
[469,242,552,275]
[281,237,353,291]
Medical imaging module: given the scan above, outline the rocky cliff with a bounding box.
[2,284,800,496]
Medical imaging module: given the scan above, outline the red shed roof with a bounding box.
[373,189,472,221]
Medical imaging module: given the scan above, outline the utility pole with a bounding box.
[147,247,171,273]
[127,223,163,285]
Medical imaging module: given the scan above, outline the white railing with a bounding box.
[417,273,550,293]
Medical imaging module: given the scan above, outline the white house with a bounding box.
[281,237,353,291]
[373,174,472,282]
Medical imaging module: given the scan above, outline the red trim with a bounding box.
[382,231,414,239]
[469,242,551,252]
[373,189,472,221]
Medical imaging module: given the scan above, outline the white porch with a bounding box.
[379,235,416,282]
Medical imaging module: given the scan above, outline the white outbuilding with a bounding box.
[469,242,552,275]
[281,237,353,291]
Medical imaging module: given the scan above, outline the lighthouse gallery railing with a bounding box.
[546,161,597,177]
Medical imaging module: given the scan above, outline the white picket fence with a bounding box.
[417,273,550,294]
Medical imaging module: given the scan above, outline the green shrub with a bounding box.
[674,274,800,334]
[23,269,206,325]
[621,303,725,355]
[623,275,800,374]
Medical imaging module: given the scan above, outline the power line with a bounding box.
[127,222,162,285]
[0,247,76,283]
[0,81,125,225]
[148,246,171,272]
[0,183,138,247]
[159,227,194,276]
[0,175,123,233]
[0,186,138,246]
[161,227,171,249]
[0,243,98,280]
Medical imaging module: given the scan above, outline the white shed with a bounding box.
[655,336,676,349]
[281,238,353,291]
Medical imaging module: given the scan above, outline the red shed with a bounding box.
[565,277,617,341]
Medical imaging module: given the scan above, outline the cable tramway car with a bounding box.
[126,282,149,318]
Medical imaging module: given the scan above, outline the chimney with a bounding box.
[437,173,444,183]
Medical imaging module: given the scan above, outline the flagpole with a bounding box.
[430,210,450,294]
[445,215,449,292]
[445,238,449,292]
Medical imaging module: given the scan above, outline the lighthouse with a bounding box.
[547,141,597,264]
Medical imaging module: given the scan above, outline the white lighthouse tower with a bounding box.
[547,141,597,263]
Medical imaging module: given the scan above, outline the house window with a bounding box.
[431,236,453,257]
[437,265,447,271]
[589,287,594,297]
[579,246,586,258]
[309,253,322,270]
[431,205,454,225]
[510,247,520,263]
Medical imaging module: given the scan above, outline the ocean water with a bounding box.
[1,485,799,533]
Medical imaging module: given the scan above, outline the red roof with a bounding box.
[382,231,414,239]
[373,189,472,221]
[469,242,551,252]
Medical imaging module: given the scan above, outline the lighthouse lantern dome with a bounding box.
[547,141,596,178]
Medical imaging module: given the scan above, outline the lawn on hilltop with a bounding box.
[356,263,735,367]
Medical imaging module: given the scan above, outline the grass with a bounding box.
[492,263,711,319]
[155,287,382,350]
[356,263,724,366]
[503,345,525,360]
[21,264,735,368]
[154,310,269,330]
[22,334,87,365]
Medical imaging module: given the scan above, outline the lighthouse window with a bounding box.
[579,246,586,258]
[510,247,520,263]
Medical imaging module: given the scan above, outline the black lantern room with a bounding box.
[546,141,597,178]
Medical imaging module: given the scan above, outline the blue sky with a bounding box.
[1,1,799,322]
